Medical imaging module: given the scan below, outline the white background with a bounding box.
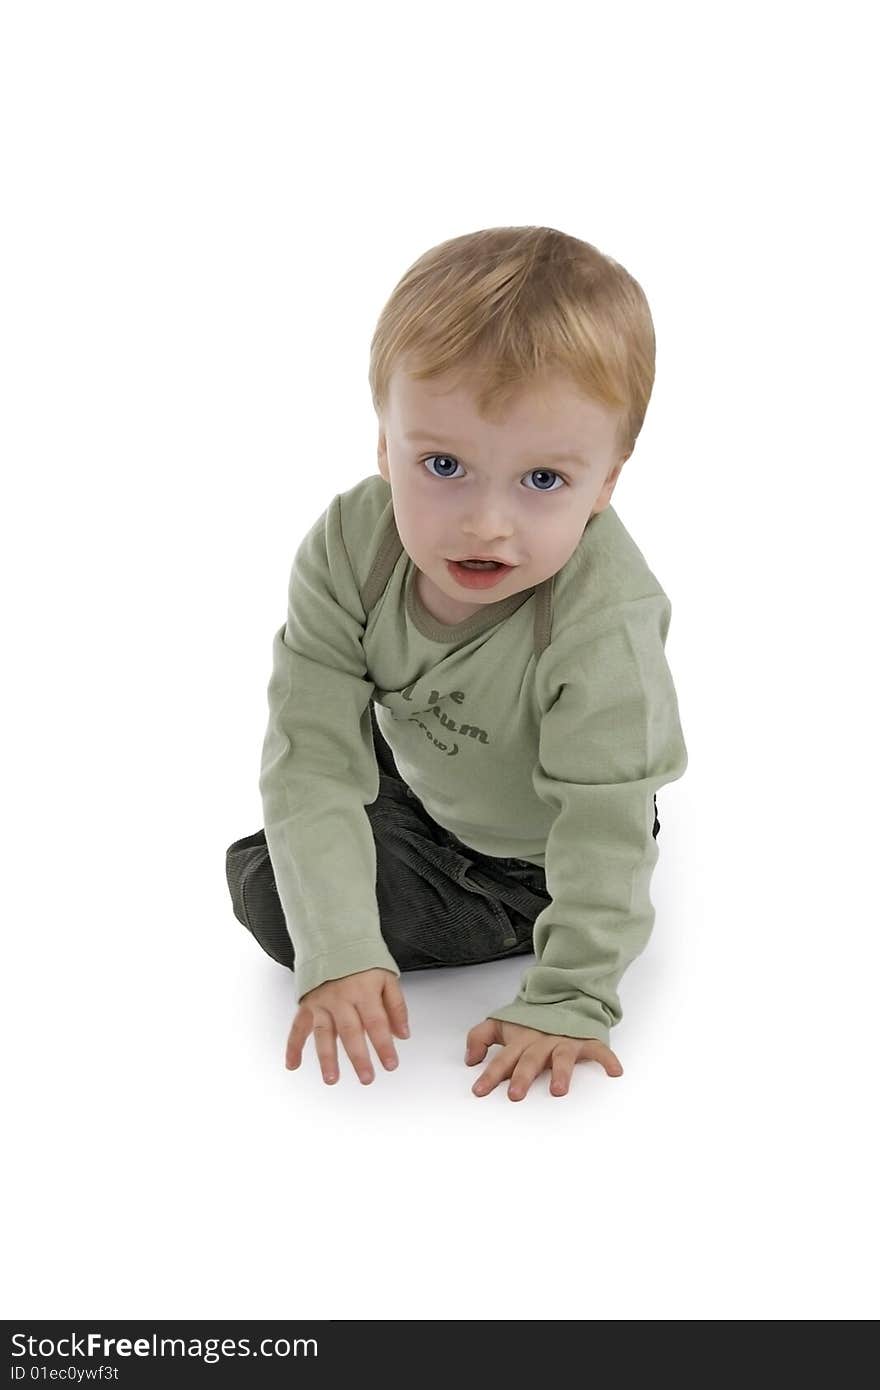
[3,0,878,1321]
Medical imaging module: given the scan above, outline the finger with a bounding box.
[382,975,410,1039]
[472,1044,520,1097]
[550,1045,580,1097]
[335,1004,376,1085]
[311,1009,340,1085]
[285,1007,314,1069]
[580,1040,624,1077]
[357,1001,399,1072]
[507,1045,552,1102]
[465,1018,503,1065]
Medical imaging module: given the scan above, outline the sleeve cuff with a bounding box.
[295,936,401,999]
[487,1000,611,1047]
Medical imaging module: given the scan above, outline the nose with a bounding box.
[460,495,516,547]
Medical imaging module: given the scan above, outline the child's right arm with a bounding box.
[259,491,404,1066]
[286,967,410,1084]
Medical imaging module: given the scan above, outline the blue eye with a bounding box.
[421,455,565,491]
[523,469,565,492]
[422,454,462,479]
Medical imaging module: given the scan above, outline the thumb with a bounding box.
[382,973,410,1038]
[579,1039,624,1077]
[465,1017,503,1065]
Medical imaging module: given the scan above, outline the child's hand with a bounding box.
[465,1018,623,1100]
[286,968,409,1085]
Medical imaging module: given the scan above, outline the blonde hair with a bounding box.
[368,225,656,460]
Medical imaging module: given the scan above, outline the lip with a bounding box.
[446,558,515,590]
[451,555,512,564]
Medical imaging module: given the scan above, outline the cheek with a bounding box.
[537,523,585,561]
[397,502,435,546]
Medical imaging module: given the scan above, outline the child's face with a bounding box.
[377,364,629,622]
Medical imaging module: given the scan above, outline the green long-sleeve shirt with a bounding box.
[259,473,688,1045]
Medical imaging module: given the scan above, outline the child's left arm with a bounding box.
[468,593,688,1100]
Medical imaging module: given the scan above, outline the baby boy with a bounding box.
[256,225,688,1101]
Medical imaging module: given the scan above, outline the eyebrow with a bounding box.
[403,431,589,467]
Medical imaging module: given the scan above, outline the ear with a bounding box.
[377,429,390,483]
[591,453,630,515]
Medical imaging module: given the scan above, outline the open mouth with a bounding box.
[446,558,514,589]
